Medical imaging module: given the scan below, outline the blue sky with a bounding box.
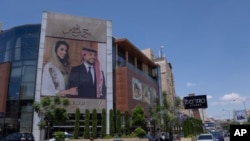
[1,0,250,120]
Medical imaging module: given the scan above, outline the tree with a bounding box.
[183,117,203,137]
[132,104,145,128]
[83,109,90,139]
[162,91,171,131]
[166,96,182,131]
[116,109,122,136]
[73,108,80,139]
[101,108,106,138]
[124,111,130,135]
[109,109,115,136]
[92,109,97,138]
[33,96,69,135]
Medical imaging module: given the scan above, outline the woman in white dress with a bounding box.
[41,40,78,96]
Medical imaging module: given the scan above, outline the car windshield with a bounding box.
[211,132,222,137]
[198,135,213,139]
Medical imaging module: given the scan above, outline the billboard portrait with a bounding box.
[234,110,247,123]
[142,84,151,105]
[39,12,109,112]
[132,77,157,105]
[132,78,142,100]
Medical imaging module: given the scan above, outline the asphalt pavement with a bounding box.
[224,136,230,141]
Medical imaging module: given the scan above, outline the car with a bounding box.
[2,132,35,141]
[224,132,230,137]
[197,133,214,141]
[212,132,224,141]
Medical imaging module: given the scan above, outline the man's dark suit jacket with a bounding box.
[68,64,97,98]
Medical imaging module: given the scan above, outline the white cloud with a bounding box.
[211,101,218,105]
[206,95,212,99]
[210,100,228,106]
[186,82,196,87]
[220,92,244,102]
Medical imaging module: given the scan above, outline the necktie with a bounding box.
[88,67,93,84]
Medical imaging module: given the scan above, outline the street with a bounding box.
[224,137,230,141]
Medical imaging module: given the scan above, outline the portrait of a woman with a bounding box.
[41,40,78,96]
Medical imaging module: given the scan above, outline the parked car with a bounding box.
[2,132,35,141]
[197,133,214,141]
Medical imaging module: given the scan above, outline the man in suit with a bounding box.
[68,47,106,99]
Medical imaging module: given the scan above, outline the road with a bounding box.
[224,137,230,141]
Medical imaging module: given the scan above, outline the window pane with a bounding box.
[20,82,35,99]
[22,66,36,82]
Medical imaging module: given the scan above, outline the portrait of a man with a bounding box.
[68,47,106,99]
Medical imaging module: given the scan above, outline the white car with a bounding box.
[197,133,214,141]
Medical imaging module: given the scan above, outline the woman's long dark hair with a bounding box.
[55,40,70,67]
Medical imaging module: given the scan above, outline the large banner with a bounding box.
[234,110,247,123]
[132,77,157,105]
[38,12,111,113]
[183,95,208,109]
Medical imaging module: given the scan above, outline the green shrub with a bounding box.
[53,131,65,141]
[134,127,146,138]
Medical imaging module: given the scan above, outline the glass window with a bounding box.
[118,47,125,59]
[21,46,38,60]
[6,100,19,113]
[11,66,22,78]
[0,30,14,52]
[14,47,21,60]
[8,67,22,100]
[8,80,21,100]
[20,82,35,99]
[0,52,3,62]
[117,47,126,67]
[117,56,125,67]
[0,38,5,52]
[22,66,36,82]
[23,60,36,65]
[20,112,33,133]
[20,33,40,60]
[137,60,142,71]
[4,50,12,62]
[128,53,134,65]
[14,38,22,60]
[3,37,14,62]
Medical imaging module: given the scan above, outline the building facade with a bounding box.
[0,12,161,140]
[0,24,41,136]
[141,48,176,105]
[113,38,161,117]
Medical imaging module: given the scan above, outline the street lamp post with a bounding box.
[233,98,250,111]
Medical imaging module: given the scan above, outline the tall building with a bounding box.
[113,38,161,117]
[141,48,176,105]
[0,12,161,141]
[0,24,41,137]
